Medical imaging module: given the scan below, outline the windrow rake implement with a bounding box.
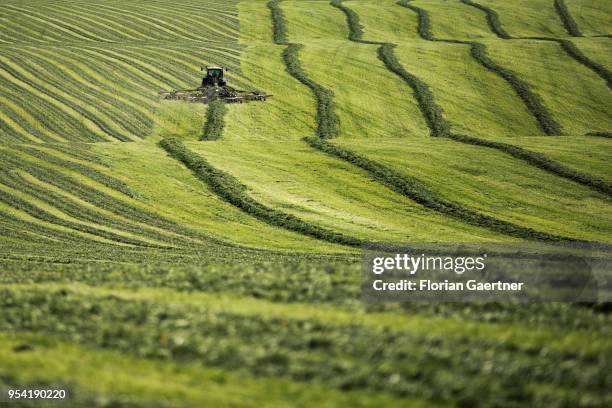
[159,66,271,104]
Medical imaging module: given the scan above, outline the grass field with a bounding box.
[0,0,611,407]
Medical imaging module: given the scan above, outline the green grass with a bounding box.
[565,0,612,36]
[0,0,611,406]
[334,137,612,241]
[0,332,412,408]
[477,0,569,37]
[393,41,541,137]
[484,39,612,134]
[345,0,420,43]
[412,0,494,39]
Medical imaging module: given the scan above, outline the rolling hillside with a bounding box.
[0,0,611,406]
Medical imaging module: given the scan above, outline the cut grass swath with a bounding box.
[160,138,363,247]
[201,100,227,141]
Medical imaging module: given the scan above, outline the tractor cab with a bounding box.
[201,66,227,88]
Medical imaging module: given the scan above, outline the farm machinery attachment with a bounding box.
[159,66,271,104]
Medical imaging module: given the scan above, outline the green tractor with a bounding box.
[201,66,228,88]
[159,66,270,104]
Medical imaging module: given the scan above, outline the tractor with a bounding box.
[159,66,270,104]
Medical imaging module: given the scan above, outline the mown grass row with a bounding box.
[330,0,366,43]
[1,286,609,407]
[282,44,339,138]
[0,184,157,248]
[0,332,409,408]
[553,0,583,37]
[0,0,240,45]
[271,0,611,235]
[588,131,612,138]
[445,133,612,196]
[3,258,609,331]
[389,0,612,197]
[398,0,562,135]
[159,138,362,246]
[0,53,132,142]
[267,0,340,139]
[459,0,511,39]
[458,1,612,89]
[0,168,206,249]
[377,44,450,136]
[318,1,612,200]
[201,100,227,140]
[11,145,136,197]
[305,137,578,242]
[267,0,288,44]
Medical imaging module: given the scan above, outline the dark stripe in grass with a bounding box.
[554,0,583,37]
[522,37,612,90]
[445,133,612,197]
[330,0,365,43]
[201,100,227,141]
[378,43,451,136]
[160,137,363,247]
[283,44,339,139]
[586,131,612,139]
[2,287,606,406]
[397,0,563,136]
[459,0,511,39]
[305,136,577,242]
[455,1,611,89]
[267,0,287,45]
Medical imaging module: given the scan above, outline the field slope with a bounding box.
[0,0,611,407]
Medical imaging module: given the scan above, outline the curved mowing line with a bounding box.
[0,81,91,142]
[69,48,168,92]
[304,137,578,242]
[3,4,111,43]
[132,3,240,40]
[0,101,51,143]
[268,0,288,45]
[0,55,129,141]
[0,184,161,249]
[14,3,122,43]
[0,59,110,142]
[91,3,212,43]
[283,44,339,138]
[32,48,158,107]
[267,0,339,138]
[457,1,612,90]
[269,0,591,239]
[0,171,180,249]
[459,0,511,39]
[159,138,363,247]
[0,96,67,143]
[0,19,63,43]
[0,115,32,144]
[75,48,172,90]
[554,0,583,37]
[398,0,563,136]
[2,147,234,248]
[15,49,154,135]
[43,3,151,42]
[6,54,143,140]
[11,145,137,198]
[522,37,612,90]
[389,3,612,197]
[0,209,117,245]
